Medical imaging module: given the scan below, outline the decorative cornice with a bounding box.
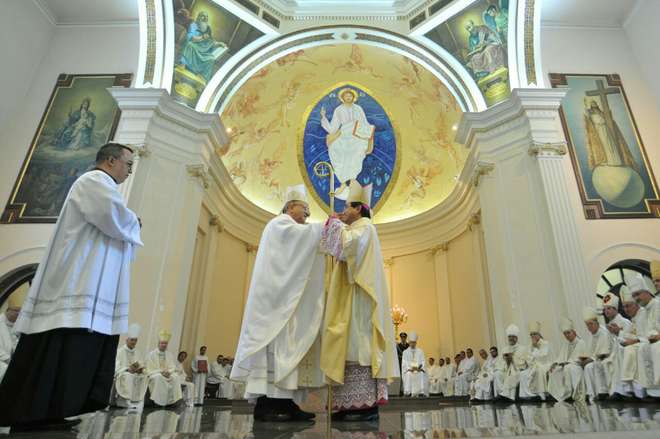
[186,164,210,190]
[384,258,395,267]
[472,161,495,188]
[257,0,429,21]
[209,214,224,233]
[132,143,151,158]
[431,242,449,255]
[467,211,481,231]
[246,243,259,253]
[528,142,567,157]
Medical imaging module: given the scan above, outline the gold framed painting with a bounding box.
[1,73,132,224]
[550,73,659,219]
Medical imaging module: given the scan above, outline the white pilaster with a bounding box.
[456,88,590,346]
[432,244,454,356]
[109,88,229,350]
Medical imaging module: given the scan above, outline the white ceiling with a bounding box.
[34,0,138,26]
[32,0,642,28]
[541,0,640,28]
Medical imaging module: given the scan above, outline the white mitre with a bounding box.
[626,272,655,296]
[619,285,634,304]
[505,324,520,337]
[559,317,574,332]
[602,292,619,309]
[408,332,418,342]
[127,323,141,339]
[284,184,308,205]
[528,321,541,335]
[582,306,598,322]
[346,180,373,207]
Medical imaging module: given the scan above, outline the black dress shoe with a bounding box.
[258,411,293,422]
[290,407,315,421]
[11,418,81,432]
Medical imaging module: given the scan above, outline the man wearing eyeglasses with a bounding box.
[231,184,326,422]
[0,143,143,431]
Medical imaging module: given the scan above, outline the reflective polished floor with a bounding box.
[2,398,660,438]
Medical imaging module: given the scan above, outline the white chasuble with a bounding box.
[428,365,442,394]
[547,337,587,402]
[15,170,142,335]
[231,214,326,399]
[402,347,428,396]
[114,345,148,403]
[320,217,399,384]
[146,349,183,406]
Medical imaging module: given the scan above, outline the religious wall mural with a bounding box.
[219,44,467,223]
[550,73,659,219]
[424,0,510,106]
[301,84,397,214]
[172,0,263,107]
[1,74,132,223]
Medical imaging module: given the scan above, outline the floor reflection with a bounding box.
[3,400,659,438]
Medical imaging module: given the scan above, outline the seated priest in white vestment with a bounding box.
[427,358,443,395]
[191,346,208,406]
[146,331,183,407]
[439,356,454,396]
[232,185,325,422]
[402,333,428,397]
[601,291,633,398]
[176,351,196,407]
[454,348,480,397]
[493,324,529,401]
[547,318,587,402]
[629,271,660,397]
[518,322,552,400]
[207,355,226,396]
[0,143,142,430]
[112,323,148,410]
[580,307,616,402]
[0,298,20,383]
[618,285,649,399]
[471,347,498,401]
[442,355,459,396]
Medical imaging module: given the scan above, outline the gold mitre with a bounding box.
[651,260,660,280]
[346,180,373,207]
[285,184,308,204]
[158,330,172,342]
[338,87,358,103]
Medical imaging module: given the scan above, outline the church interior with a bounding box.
[0,0,659,437]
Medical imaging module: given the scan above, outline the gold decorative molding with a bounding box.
[467,211,481,231]
[471,161,495,188]
[431,242,449,255]
[528,142,567,157]
[129,143,150,158]
[209,214,223,233]
[186,164,210,189]
[384,258,395,268]
[246,243,258,253]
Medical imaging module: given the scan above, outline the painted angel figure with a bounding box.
[320,88,375,199]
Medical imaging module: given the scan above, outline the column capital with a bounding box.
[209,214,223,233]
[187,164,210,190]
[471,161,495,188]
[528,141,567,157]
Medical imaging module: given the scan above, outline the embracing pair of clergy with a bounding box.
[231,181,399,423]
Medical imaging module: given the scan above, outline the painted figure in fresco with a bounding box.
[320,88,375,199]
[483,4,508,44]
[54,98,96,150]
[464,20,506,79]
[179,11,227,82]
[584,97,636,170]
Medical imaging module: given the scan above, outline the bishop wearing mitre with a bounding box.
[112,323,148,410]
[231,185,326,422]
[146,330,183,407]
[320,181,399,422]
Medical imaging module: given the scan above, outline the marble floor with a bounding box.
[1,397,660,438]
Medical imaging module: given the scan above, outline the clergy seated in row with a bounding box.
[402,332,428,397]
[454,348,480,397]
[581,306,617,402]
[0,299,20,383]
[442,354,461,397]
[221,358,245,399]
[492,324,529,401]
[176,351,196,407]
[146,330,183,407]
[630,271,660,398]
[206,355,226,396]
[470,347,499,401]
[518,322,552,401]
[547,317,587,402]
[191,346,208,406]
[111,323,148,410]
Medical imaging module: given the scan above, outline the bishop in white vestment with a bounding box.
[146,331,183,407]
[0,143,142,429]
[472,347,498,401]
[191,346,209,405]
[176,351,195,407]
[518,322,552,400]
[427,358,443,395]
[320,181,399,422]
[618,286,648,398]
[401,333,429,397]
[580,307,615,401]
[231,185,325,422]
[547,318,587,402]
[454,348,480,396]
[629,272,660,397]
[0,300,20,383]
[112,323,148,410]
[493,324,528,401]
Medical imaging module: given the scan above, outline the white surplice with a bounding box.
[454,356,480,396]
[191,355,208,405]
[146,349,183,407]
[427,364,442,394]
[113,344,148,406]
[402,347,428,396]
[519,339,553,399]
[176,361,195,407]
[547,336,587,402]
[231,214,326,401]
[0,314,19,382]
[14,170,142,335]
[472,355,497,400]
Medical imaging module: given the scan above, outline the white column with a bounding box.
[432,244,454,356]
[456,88,590,346]
[109,88,229,350]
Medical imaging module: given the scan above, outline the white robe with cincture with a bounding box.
[547,336,587,402]
[231,214,326,400]
[402,347,428,396]
[146,349,183,406]
[113,344,148,404]
[14,170,142,336]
